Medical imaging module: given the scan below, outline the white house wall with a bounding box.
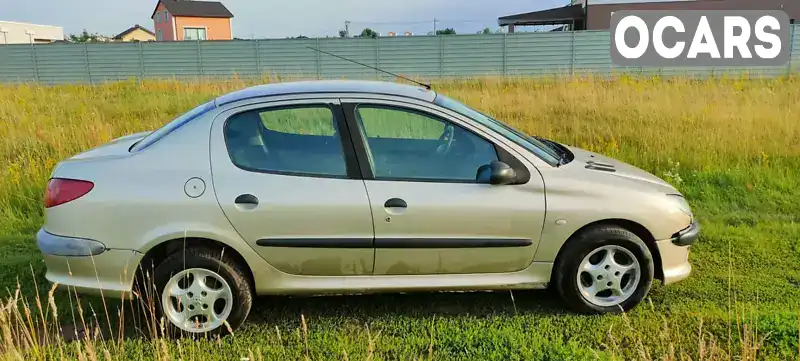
[0,21,65,44]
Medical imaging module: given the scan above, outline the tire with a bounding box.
[554,225,654,314]
[148,247,253,338]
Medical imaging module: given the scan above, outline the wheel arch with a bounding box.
[550,218,664,283]
[135,237,256,292]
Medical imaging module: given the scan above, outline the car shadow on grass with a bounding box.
[241,280,677,329]
[29,290,570,345]
[38,281,680,345]
[248,288,572,324]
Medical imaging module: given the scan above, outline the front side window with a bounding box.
[183,27,207,40]
[156,29,163,41]
[224,105,348,177]
[433,95,561,166]
[355,105,498,182]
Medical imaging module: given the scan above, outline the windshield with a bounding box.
[129,101,216,152]
[433,95,562,165]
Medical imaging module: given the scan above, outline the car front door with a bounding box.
[209,98,375,276]
[341,98,547,275]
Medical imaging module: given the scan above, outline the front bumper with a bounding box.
[670,220,700,246]
[657,221,700,285]
[37,229,143,298]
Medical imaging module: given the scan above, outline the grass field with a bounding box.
[0,76,798,360]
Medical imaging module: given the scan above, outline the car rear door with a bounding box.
[209,98,375,276]
[341,98,547,275]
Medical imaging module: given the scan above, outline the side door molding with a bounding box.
[374,238,533,248]
[255,238,373,248]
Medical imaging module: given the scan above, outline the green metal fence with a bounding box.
[1,26,799,84]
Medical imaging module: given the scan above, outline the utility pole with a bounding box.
[345,20,351,37]
[433,18,438,35]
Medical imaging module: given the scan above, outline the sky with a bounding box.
[0,0,567,39]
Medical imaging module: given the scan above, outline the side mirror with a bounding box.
[476,161,517,185]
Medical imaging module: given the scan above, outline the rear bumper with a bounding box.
[657,221,700,285]
[37,228,106,256]
[37,228,143,298]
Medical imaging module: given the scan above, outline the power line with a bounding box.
[429,19,489,23]
[342,18,501,37]
[347,19,490,25]
[347,20,435,25]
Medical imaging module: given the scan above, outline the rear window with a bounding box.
[129,101,216,152]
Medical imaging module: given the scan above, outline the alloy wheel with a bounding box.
[576,245,641,307]
[161,268,234,333]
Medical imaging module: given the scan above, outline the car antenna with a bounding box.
[306,46,432,90]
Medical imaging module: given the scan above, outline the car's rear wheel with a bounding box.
[152,247,253,337]
[554,225,654,314]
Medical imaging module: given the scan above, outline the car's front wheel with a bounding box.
[152,247,253,337]
[554,225,654,314]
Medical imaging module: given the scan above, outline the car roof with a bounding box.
[214,80,438,106]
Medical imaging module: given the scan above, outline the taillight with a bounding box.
[44,178,94,208]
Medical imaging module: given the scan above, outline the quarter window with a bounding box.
[131,101,215,152]
[354,105,498,181]
[224,105,348,177]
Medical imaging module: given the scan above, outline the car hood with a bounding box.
[563,145,678,193]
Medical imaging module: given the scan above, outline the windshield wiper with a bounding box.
[534,136,569,167]
[558,152,569,167]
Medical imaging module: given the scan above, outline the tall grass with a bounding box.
[0,75,798,360]
[1,75,798,234]
[0,278,787,360]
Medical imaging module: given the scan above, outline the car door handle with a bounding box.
[235,194,259,205]
[384,198,407,208]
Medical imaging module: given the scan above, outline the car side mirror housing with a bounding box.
[476,161,517,185]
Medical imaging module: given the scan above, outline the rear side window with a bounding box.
[224,105,348,177]
[259,107,337,136]
[130,101,215,152]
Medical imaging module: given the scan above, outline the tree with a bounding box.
[68,29,109,43]
[435,28,456,35]
[477,27,505,34]
[358,28,378,38]
[338,30,348,38]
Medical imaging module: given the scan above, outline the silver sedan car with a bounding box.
[37,80,698,336]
